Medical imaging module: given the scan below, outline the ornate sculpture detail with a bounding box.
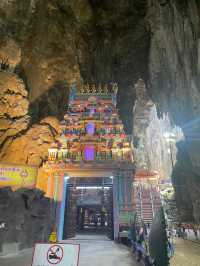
[96,84,100,93]
[77,82,119,95]
[104,84,108,94]
[91,84,96,93]
[86,83,90,93]
[80,85,85,94]
[112,83,118,94]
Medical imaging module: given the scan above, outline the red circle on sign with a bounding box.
[47,244,64,264]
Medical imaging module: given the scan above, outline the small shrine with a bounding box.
[39,83,135,241]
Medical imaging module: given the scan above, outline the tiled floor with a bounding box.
[64,238,138,266]
[0,234,139,266]
[171,238,200,266]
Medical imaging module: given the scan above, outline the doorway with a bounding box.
[63,177,114,240]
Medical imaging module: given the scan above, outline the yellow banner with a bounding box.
[0,163,37,190]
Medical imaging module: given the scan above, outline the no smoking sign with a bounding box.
[32,243,80,266]
[47,245,63,264]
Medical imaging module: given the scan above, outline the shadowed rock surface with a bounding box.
[0,71,30,147]
[0,116,60,166]
[0,188,55,251]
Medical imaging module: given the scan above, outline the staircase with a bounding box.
[134,185,161,225]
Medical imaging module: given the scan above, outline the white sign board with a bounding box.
[32,243,80,266]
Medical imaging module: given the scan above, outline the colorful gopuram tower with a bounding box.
[48,83,133,164]
[39,83,135,240]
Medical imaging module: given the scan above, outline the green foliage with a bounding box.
[148,207,169,266]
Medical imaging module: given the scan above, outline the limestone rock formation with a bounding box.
[147,0,200,223]
[172,141,198,223]
[0,71,30,147]
[133,79,176,179]
[0,187,55,250]
[0,70,60,167]
[0,38,21,70]
[0,0,149,129]
[0,116,60,166]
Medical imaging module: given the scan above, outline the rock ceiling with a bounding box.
[0,0,200,223]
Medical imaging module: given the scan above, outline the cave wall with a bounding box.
[0,71,60,165]
[0,0,200,223]
[0,0,150,131]
[0,188,55,252]
[133,83,174,179]
[147,0,200,223]
[148,0,200,123]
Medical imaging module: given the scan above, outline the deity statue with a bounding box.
[104,84,108,94]
[91,84,96,93]
[80,85,85,94]
[112,83,118,95]
[85,83,90,93]
[98,84,102,94]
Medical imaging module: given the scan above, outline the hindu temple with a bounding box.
[0,1,200,265]
[38,83,135,241]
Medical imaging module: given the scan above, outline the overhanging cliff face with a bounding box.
[0,0,200,222]
[148,0,200,124]
[0,0,150,130]
[146,0,200,223]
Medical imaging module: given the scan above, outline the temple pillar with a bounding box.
[113,170,134,240]
[46,173,54,199]
[112,174,119,240]
[58,174,70,241]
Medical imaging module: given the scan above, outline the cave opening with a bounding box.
[0,0,200,263]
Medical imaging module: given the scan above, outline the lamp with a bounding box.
[64,175,70,180]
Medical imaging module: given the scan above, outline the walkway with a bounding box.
[66,238,138,266]
[0,235,139,266]
[0,249,33,266]
[171,238,200,266]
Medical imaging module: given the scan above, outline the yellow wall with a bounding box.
[0,163,37,190]
[36,167,49,194]
[36,168,64,201]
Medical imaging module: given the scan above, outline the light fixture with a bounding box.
[109,176,114,179]
[163,131,177,143]
[64,174,70,180]
[76,186,110,190]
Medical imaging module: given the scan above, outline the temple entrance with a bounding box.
[40,84,135,241]
[63,177,114,240]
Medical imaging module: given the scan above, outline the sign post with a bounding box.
[32,243,80,266]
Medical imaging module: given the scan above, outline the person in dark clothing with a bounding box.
[136,240,143,262]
